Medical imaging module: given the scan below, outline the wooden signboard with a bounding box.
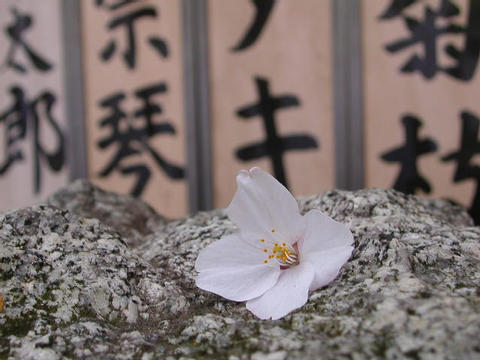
[81,0,188,218]
[362,0,480,222]
[207,0,336,208]
[0,0,69,211]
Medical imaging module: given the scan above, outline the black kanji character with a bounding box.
[0,86,65,193]
[235,76,318,188]
[95,0,139,11]
[379,0,460,19]
[381,0,480,80]
[231,0,276,52]
[97,82,184,197]
[1,7,53,74]
[442,111,480,224]
[379,0,419,19]
[381,114,437,194]
[383,0,463,79]
[444,0,480,80]
[96,1,168,69]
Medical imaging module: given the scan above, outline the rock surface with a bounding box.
[47,179,164,248]
[1,182,479,359]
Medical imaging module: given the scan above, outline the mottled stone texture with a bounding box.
[47,179,164,248]
[1,183,479,360]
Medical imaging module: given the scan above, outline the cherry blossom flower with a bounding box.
[195,167,354,320]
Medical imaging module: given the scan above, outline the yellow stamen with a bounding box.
[271,229,275,233]
[260,237,298,267]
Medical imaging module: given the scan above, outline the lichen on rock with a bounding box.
[1,182,480,359]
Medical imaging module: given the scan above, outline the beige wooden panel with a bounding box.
[81,0,187,218]
[0,0,69,211]
[208,0,335,208]
[363,0,480,208]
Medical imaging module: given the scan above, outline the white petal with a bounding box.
[246,262,314,320]
[298,210,353,256]
[304,246,353,292]
[195,233,269,271]
[196,266,280,302]
[226,167,305,245]
[195,233,281,301]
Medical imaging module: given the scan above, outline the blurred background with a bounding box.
[1,0,479,222]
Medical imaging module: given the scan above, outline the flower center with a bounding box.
[260,235,299,267]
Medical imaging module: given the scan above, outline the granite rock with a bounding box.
[47,179,164,248]
[1,183,479,360]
